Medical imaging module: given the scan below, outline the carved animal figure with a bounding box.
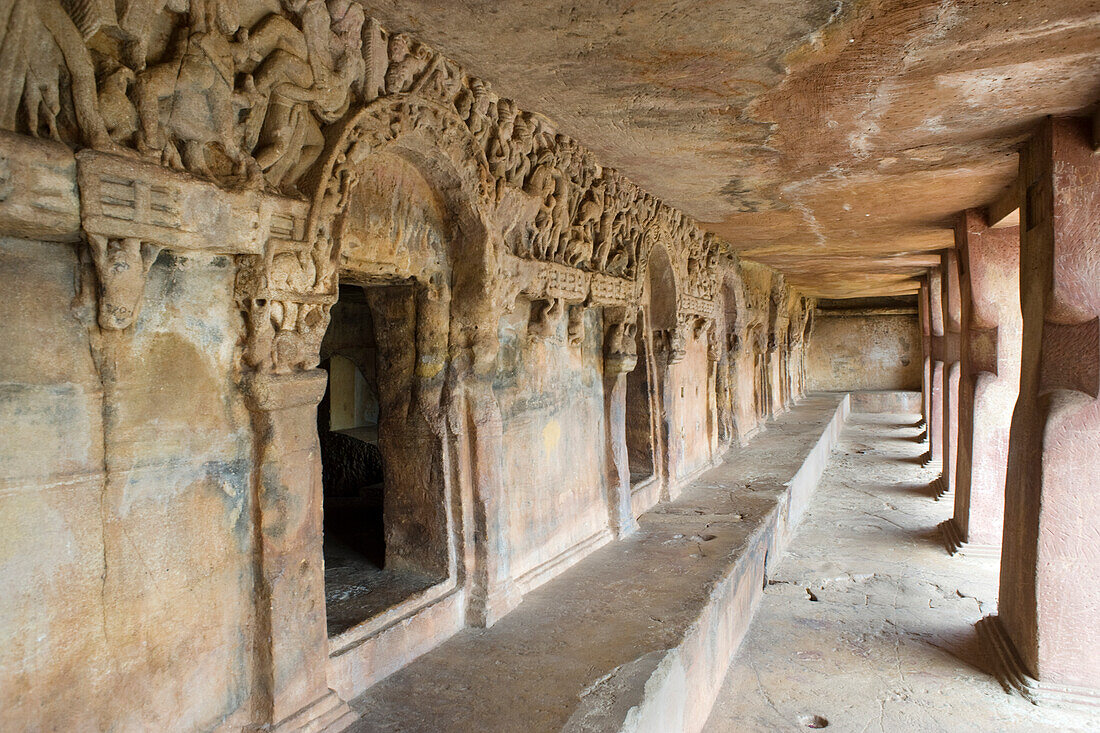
[134,1,261,185]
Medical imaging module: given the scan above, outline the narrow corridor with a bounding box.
[705,412,1096,732]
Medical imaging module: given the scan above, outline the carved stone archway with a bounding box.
[308,93,517,631]
[236,93,517,728]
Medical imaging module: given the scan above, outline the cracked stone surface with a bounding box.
[704,412,1096,732]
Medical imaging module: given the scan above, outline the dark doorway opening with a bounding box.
[626,326,655,487]
[319,284,442,636]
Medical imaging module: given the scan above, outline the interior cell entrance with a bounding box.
[319,283,446,637]
[625,326,655,486]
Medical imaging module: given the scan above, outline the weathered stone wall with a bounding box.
[496,304,609,588]
[664,335,713,485]
[0,239,256,731]
[807,314,920,392]
[0,4,809,728]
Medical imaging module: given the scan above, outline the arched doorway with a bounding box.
[317,149,456,637]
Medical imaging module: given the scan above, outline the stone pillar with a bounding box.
[979,116,1100,708]
[706,325,721,461]
[918,279,932,430]
[460,373,520,626]
[926,267,945,470]
[602,307,641,538]
[938,250,962,500]
[766,334,784,415]
[243,372,356,732]
[942,210,1021,556]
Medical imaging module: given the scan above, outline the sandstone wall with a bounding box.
[807,314,921,391]
[496,304,609,588]
[0,3,812,727]
[0,239,256,731]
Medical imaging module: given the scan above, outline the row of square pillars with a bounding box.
[918,116,1100,707]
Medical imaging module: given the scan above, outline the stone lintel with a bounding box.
[76,149,308,256]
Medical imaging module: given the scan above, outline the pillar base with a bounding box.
[931,475,952,502]
[469,580,522,629]
[938,518,964,555]
[270,690,357,733]
[977,615,1100,711]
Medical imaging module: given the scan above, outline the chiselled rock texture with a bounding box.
[991,116,1100,707]
[353,1,1100,297]
[0,3,811,731]
[0,1,1098,730]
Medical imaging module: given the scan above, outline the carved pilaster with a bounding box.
[602,306,640,538]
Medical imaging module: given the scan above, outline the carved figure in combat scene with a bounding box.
[240,0,365,193]
[133,0,262,185]
[505,113,536,189]
[454,77,493,150]
[564,176,603,268]
[524,149,564,260]
[486,98,516,201]
[0,0,118,148]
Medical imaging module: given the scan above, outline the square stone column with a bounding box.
[938,250,962,500]
[926,267,945,471]
[919,279,932,430]
[942,210,1021,556]
[243,372,356,732]
[979,116,1100,708]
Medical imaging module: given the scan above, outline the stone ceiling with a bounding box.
[358,0,1100,297]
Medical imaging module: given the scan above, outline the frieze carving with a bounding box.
[1,0,728,300]
[75,147,308,332]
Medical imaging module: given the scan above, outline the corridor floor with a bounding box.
[704,412,1097,732]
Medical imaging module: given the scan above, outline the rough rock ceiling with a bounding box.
[359,0,1100,297]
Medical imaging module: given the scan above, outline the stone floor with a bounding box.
[704,412,1098,732]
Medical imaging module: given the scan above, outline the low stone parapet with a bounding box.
[346,394,850,732]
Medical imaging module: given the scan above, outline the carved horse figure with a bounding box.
[134,0,261,185]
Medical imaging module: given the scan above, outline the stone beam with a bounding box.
[987,177,1023,229]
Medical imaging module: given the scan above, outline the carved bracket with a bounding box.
[1039,317,1100,398]
[75,150,309,333]
[603,306,639,375]
[86,235,161,330]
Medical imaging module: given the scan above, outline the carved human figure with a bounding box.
[506,113,536,188]
[384,32,432,95]
[242,0,365,192]
[0,0,115,148]
[134,0,261,184]
[486,99,516,200]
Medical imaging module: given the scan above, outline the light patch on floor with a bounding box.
[704,412,1096,732]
